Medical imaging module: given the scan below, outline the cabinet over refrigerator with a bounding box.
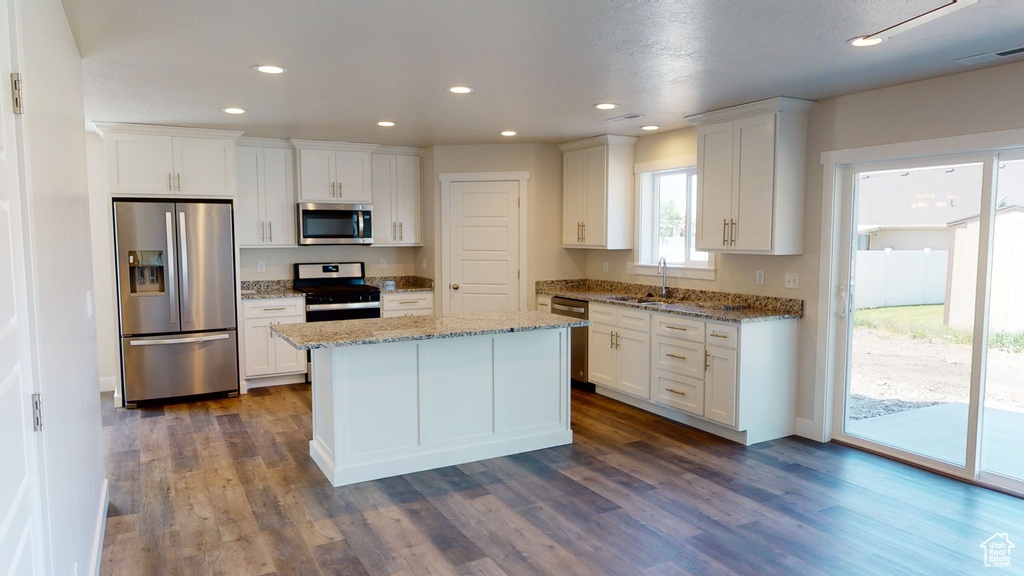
[113,200,239,405]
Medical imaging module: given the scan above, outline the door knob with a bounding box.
[450,283,460,290]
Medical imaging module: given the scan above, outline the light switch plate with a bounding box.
[380,258,388,270]
[257,261,266,273]
[756,270,765,285]
[422,258,427,270]
[785,272,799,289]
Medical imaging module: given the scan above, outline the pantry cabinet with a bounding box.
[96,123,242,197]
[687,97,814,255]
[588,303,650,399]
[559,135,637,249]
[242,299,306,378]
[236,141,296,246]
[371,150,422,246]
[292,140,378,203]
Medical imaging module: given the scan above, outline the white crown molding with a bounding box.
[374,146,423,156]
[237,137,294,149]
[290,139,379,153]
[92,122,244,139]
[558,134,638,152]
[685,96,816,126]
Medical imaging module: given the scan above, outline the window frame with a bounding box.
[634,156,716,281]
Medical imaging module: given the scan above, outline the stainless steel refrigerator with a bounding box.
[113,200,238,404]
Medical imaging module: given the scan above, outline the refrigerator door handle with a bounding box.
[129,333,230,346]
[178,211,190,323]
[165,211,178,325]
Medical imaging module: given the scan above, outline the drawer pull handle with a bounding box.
[710,332,728,339]
[666,325,688,332]
[666,353,687,360]
[666,388,687,396]
[397,300,419,305]
[261,307,287,311]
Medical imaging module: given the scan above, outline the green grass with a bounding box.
[853,304,1024,352]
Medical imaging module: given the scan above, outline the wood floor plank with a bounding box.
[100,387,1024,576]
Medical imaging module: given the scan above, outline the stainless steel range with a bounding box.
[294,262,381,322]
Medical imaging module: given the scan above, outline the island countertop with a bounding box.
[272,310,590,350]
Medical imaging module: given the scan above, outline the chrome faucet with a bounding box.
[658,256,668,299]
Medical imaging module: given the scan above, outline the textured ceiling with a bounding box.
[61,0,1024,147]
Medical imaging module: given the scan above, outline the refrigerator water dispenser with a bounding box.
[127,250,165,295]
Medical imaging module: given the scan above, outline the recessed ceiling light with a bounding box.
[449,86,474,94]
[500,130,517,137]
[594,103,618,110]
[848,36,884,47]
[640,125,660,131]
[377,121,396,127]
[253,65,287,74]
[222,107,246,115]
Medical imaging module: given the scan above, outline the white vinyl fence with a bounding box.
[854,249,948,309]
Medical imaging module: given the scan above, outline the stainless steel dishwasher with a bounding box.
[551,297,589,383]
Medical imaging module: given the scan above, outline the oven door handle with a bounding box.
[306,302,381,312]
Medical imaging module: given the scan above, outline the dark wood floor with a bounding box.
[100,385,1024,576]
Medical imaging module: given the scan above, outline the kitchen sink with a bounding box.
[605,295,671,306]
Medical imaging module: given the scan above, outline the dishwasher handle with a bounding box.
[551,303,586,315]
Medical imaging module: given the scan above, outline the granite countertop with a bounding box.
[366,276,434,293]
[240,280,304,300]
[537,280,802,323]
[272,310,590,350]
[241,289,305,300]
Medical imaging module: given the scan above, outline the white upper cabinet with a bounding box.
[292,140,378,203]
[95,123,242,197]
[560,135,637,249]
[371,149,422,246]
[687,97,814,255]
[236,140,296,247]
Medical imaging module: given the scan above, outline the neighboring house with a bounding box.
[947,205,1024,333]
[857,225,950,251]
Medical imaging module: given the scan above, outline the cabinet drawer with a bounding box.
[653,314,704,343]
[590,303,616,325]
[654,371,704,416]
[382,308,432,318]
[617,308,651,333]
[652,338,705,380]
[536,295,552,312]
[382,293,432,311]
[705,323,738,349]
[243,298,304,319]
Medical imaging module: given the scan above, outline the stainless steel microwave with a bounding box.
[297,203,373,245]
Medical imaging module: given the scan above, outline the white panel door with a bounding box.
[733,112,777,251]
[705,345,738,427]
[297,148,335,201]
[395,155,421,244]
[696,121,734,250]
[0,0,43,571]
[335,150,371,203]
[173,137,234,196]
[448,180,519,313]
[262,148,295,246]
[107,133,174,195]
[235,146,264,246]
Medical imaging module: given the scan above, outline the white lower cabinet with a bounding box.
[242,299,307,378]
[537,294,552,312]
[588,304,651,399]
[381,292,433,317]
[593,304,797,445]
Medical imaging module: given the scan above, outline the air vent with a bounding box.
[605,113,645,122]
[956,44,1024,66]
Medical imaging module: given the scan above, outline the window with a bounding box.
[636,159,714,279]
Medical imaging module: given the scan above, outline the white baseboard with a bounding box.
[89,479,110,576]
[794,417,825,442]
[98,376,116,393]
[244,372,307,390]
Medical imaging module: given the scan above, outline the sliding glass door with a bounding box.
[835,150,1024,491]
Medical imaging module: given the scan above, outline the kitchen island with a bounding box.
[272,311,589,487]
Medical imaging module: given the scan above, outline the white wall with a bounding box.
[19,0,105,574]
[85,133,119,393]
[239,245,417,280]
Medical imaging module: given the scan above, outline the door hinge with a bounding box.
[11,73,24,114]
[31,393,42,431]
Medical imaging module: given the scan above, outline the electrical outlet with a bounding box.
[625,262,635,274]
[603,261,609,274]
[257,261,266,273]
[380,258,388,270]
[756,270,765,285]
[785,272,799,289]
[422,258,427,270]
